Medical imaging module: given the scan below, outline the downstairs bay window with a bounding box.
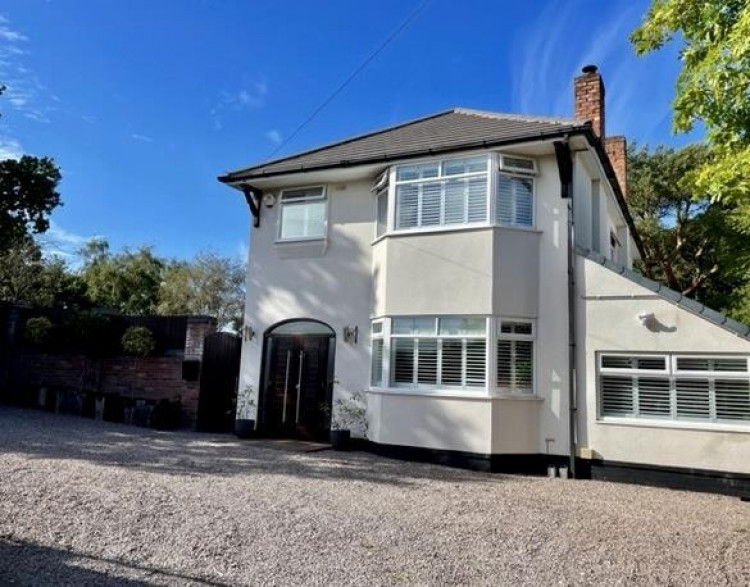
[599,353,750,425]
[390,317,486,390]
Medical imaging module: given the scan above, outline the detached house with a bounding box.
[219,66,750,496]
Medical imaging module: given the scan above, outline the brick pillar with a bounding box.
[574,64,605,139]
[605,136,628,198]
[184,317,217,360]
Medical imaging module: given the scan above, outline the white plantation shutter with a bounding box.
[389,316,487,390]
[599,354,750,425]
[417,339,438,384]
[371,338,384,387]
[420,182,442,226]
[440,340,463,386]
[496,321,534,393]
[467,176,488,223]
[393,156,489,230]
[675,379,711,420]
[444,179,466,224]
[601,376,634,416]
[496,175,533,227]
[715,379,750,421]
[396,185,419,229]
[392,338,415,384]
[637,377,671,417]
[465,340,486,387]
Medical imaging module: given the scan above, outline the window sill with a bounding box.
[371,223,541,244]
[491,393,543,401]
[368,387,492,400]
[597,417,750,435]
[274,237,327,245]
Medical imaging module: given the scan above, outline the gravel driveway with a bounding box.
[1,406,749,586]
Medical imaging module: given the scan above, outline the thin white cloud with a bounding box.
[210,78,268,130]
[0,26,28,43]
[265,129,282,144]
[0,136,24,160]
[130,133,153,142]
[38,221,100,266]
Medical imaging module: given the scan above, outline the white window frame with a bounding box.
[495,171,536,229]
[391,154,492,234]
[387,316,488,391]
[370,320,386,388]
[498,154,537,176]
[374,187,388,240]
[598,352,750,426]
[495,318,536,394]
[276,185,328,243]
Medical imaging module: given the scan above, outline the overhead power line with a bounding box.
[266,0,431,160]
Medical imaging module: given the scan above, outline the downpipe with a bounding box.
[554,139,578,479]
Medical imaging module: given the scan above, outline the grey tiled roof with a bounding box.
[219,108,586,181]
[577,246,750,340]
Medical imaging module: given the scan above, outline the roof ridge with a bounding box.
[221,109,458,179]
[453,107,583,126]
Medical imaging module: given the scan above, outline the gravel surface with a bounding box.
[1,406,749,586]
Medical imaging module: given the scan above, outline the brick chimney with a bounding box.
[574,64,605,138]
[574,64,628,198]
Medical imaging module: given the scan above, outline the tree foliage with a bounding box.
[158,251,245,331]
[632,0,750,209]
[628,142,750,315]
[121,326,156,357]
[0,238,87,307]
[0,156,62,251]
[79,239,164,314]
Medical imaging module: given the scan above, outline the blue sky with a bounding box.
[0,0,695,263]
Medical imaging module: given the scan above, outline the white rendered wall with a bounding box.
[577,256,750,473]
[236,179,374,433]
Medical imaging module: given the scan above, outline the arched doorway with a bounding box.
[258,319,336,440]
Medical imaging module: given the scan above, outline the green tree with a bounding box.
[631,0,750,210]
[0,238,86,307]
[0,156,62,251]
[79,238,164,314]
[158,251,245,331]
[628,142,750,313]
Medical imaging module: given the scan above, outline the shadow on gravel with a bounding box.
[0,536,226,586]
[0,407,498,487]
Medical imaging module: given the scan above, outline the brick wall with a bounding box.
[184,317,216,361]
[574,65,605,138]
[605,135,628,198]
[3,351,200,426]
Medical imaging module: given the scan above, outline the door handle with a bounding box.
[282,350,291,424]
[296,350,304,424]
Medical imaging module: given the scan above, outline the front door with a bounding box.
[261,334,333,440]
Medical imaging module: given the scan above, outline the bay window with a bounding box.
[388,153,536,234]
[390,316,486,389]
[394,156,489,230]
[371,321,384,387]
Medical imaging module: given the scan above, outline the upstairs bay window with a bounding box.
[394,156,489,230]
[278,187,327,241]
[390,154,536,233]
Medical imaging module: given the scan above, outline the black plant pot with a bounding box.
[235,419,256,439]
[330,429,351,451]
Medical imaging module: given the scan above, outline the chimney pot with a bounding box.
[582,64,598,74]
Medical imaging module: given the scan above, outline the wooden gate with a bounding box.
[196,332,242,432]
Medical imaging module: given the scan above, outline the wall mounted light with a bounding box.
[262,193,276,208]
[343,326,359,344]
[637,312,656,329]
